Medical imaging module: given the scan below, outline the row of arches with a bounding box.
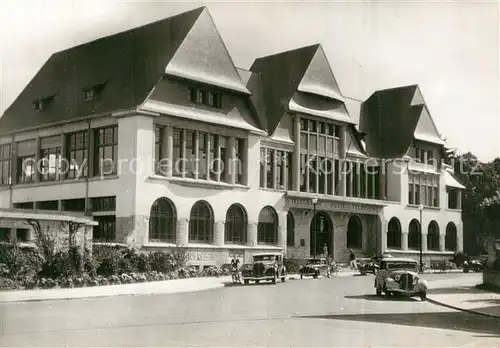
[149,198,366,251]
[149,197,280,244]
[387,217,458,251]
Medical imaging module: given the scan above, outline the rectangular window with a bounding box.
[172,128,183,177]
[235,138,244,185]
[62,198,86,212]
[374,168,380,199]
[276,150,284,189]
[16,229,29,242]
[419,149,425,163]
[309,156,317,193]
[318,156,326,194]
[219,135,227,182]
[326,158,333,195]
[13,202,34,209]
[409,184,414,205]
[0,144,12,185]
[40,142,61,182]
[154,125,164,175]
[198,132,208,180]
[0,228,10,242]
[266,149,275,189]
[66,130,89,179]
[300,154,307,192]
[434,187,439,207]
[209,134,218,181]
[93,126,118,176]
[185,130,196,178]
[427,150,434,164]
[91,196,116,212]
[189,87,222,108]
[300,133,307,150]
[345,162,352,197]
[38,200,58,210]
[93,215,116,242]
[334,159,340,195]
[260,148,266,188]
[17,139,37,184]
[415,184,420,205]
[287,152,293,190]
[426,186,433,206]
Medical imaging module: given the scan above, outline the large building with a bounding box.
[0,7,464,267]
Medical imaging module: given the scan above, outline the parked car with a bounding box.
[241,253,287,284]
[374,257,428,300]
[299,258,329,279]
[463,259,485,273]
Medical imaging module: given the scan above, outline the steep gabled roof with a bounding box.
[359,84,444,158]
[250,44,350,134]
[0,7,249,134]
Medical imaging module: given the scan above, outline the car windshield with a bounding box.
[254,255,275,262]
[387,262,418,270]
[306,259,321,264]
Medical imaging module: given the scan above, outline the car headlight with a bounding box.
[394,274,400,281]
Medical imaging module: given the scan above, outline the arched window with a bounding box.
[387,217,402,249]
[189,200,214,243]
[287,212,295,247]
[346,215,363,249]
[408,219,421,250]
[427,221,440,251]
[225,204,247,244]
[149,197,177,243]
[258,206,278,245]
[445,222,457,251]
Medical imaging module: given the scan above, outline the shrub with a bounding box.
[148,251,176,273]
[284,255,305,273]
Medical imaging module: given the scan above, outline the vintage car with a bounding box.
[299,258,329,279]
[374,257,428,300]
[241,253,287,284]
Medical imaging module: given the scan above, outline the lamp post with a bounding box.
[418,204,424,273]
[312,196,319,258]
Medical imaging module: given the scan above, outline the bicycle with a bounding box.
[329,261,341,277]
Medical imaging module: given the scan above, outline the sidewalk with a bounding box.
[427,273,500,319]
[0,276,231,304]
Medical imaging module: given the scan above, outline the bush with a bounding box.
[284,256,305,274]
[148,251,176,273]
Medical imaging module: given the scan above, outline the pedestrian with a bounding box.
[231,255,240,283]
[349,249,357,269]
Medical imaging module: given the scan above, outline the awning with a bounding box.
[444,171,465,189]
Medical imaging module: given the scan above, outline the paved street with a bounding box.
[0,273,499,347]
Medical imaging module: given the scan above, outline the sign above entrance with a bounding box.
[286,197,381,215]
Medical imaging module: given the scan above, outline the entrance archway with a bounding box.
[310,212,334,257]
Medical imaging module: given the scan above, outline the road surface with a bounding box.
[0,273,499,347]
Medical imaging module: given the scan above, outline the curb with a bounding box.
[0,282,226,304]
[427,297,500,320]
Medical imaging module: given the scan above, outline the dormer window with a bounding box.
[189,87,222,109]
[32,95,55,112]
[33,100,43,111]
[82,81,107,101]
[84,89,95,101]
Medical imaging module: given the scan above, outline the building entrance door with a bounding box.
[310,212,334,257]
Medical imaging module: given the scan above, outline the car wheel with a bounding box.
[300,274,303,279]
[420,292,427,301]
[281,275,286,282]
[244,280,249,285]
[313,271,318,279]
[376,287,382,296]
[272,275,277,284]
[255,280,260,284]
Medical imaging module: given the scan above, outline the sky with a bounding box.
[0,0,499,161]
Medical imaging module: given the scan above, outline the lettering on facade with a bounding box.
[286,198,380,215]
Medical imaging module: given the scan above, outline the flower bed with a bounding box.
[0,243,230,291]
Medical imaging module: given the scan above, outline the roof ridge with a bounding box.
[51,7,206,56]
[252,43,320,62]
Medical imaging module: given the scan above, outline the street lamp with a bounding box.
[312,196,319,258]
[418,204,424,273]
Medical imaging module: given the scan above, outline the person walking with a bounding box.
[349,249,357,270]
[230,256,240,283]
